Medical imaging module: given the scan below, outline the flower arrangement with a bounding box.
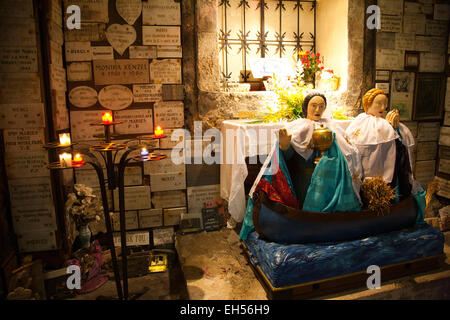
[298,51,324,84]
[65,184,103,229]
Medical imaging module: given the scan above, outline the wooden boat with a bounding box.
[252,190,417,244]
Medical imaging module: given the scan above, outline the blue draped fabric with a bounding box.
[302,134,361,212]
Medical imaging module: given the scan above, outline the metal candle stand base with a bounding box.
[45,123,166,300]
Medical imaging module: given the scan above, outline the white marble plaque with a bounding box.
[12,205,56,234]
[375,82,390,92]
[414,160,436,187]
[114,109,153,134]
[416,141,438,161]
[159,128,185,149]
[69,86,98,108]
[70,110,104,141]
[49,64,67,91]
[150,171,186,192]
[152,227,174,246]
[151,190,186,208]
[154,101,184,128]
[67,62,92,82]
[129,46,157,59]
[106,24,137,56]
[440,126,450,147]
[403,14,426,34]
[0,103,45,129]
[113,231,150,247]
[143,26,181,46]
[50,41,64,67]
[116,0,142,25]
[163,207,185,226]
[150,59,182,84]
[187,185,221,214]
[63,0,109,23]
[0,47,38,73]
[65,42,91,62]
[139,209,163,228]
[417,122,440,142]
[64,23,106,42]
[113,186,151,210]
[132,84,162,102]
[380,15,402,33]
[9,177,53,208]
[142,0,181,25]
[0,18,36,47]
[415,36,432,52]
[376,49,404,71]
[124,166,143,186]
[157,45,183,58]
[426,20,448,36]
[434,4,450,21]
[144,151,185,175]
[3,128,45,153]
[98,85,133,110]
[52,90,69,130]
[112,211,139,231]
[93,59,149,85]
[92,46,114,60]
[0,73,41,104]
[17,230,57,252]
[0,0,33,18]
[378,0,404,15]
[5,150,49,179]
[419,53,445,72]
[394,33,415,51]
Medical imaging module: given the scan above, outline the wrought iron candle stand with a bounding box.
[45,121,166,300]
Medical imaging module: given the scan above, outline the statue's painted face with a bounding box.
[367,94,387,117]
[306,96,326,121]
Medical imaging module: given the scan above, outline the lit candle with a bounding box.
[140,147,149,156]
[59,133,71,146]
[59,152,72,167]
[154,126,164,138]
[73,153,83,163]
[102,112,113,124]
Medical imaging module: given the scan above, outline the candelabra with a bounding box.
[45,115,166,300]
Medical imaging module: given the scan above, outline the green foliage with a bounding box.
[332,107,352,120]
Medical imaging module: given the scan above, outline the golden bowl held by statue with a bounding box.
[312,124,333,164]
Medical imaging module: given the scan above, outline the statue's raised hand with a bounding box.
[386,109,399,129]
[279,128,291,151]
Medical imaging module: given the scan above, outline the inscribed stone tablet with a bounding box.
[113,186,151,210]
[49,41,64,67]
[12,205,56,234]
[91,46,114,60]
[69,86,98,108]
[93,59,149,85]
[142,0,181,25]
[52,90,69,130]
[150,59,182,84]
[142,26,181,46]
[17,230,57,252]
[98,85,133,110]
[113,109,153,134]
[116,0,142,25]
[105,24,137,56]
[187,185,221,213]
[5,150,49,179]
[67,62,92,82]
[3,128,45,153]
[8,177,53,208]
[64,23,106,42]
[0,18,36,47]
[419,53,445,72]
[113,231,150,247]
[376,49,404,70]
[152,227,174,246]
[150,171,186,192]
[0,103,45,129]
[138,209,163,228]
[65,42,91,61]
[380,15,402,33]
[153,101,184,128]
[0,73,41,104]
[157,45,183,58]
[63,0,109,23]
[0,0,33,18]
[151,190,186,208]
[47,20,64,45]
[133,84,162,102]
[0,47,38,73]
[129,46,157,59]
[49,64,67,91]
[124,166,143,186]
[144,151,185,175]
[70,110,104,141]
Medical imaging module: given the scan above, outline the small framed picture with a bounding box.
[405,51,420,71]
[375,69,390,82]
[413,73,445,120]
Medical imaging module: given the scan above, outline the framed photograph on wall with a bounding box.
[413,73,446,120]
[405,51,420,71]
[390,71,415,120]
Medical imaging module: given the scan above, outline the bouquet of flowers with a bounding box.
[298,51,324,84]
[65,184,103,229]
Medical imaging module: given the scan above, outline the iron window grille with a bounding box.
[219,0,317,88]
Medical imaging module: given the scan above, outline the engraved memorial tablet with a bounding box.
[98,85,133,110]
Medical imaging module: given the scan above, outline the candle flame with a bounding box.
[59,133,71,146]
